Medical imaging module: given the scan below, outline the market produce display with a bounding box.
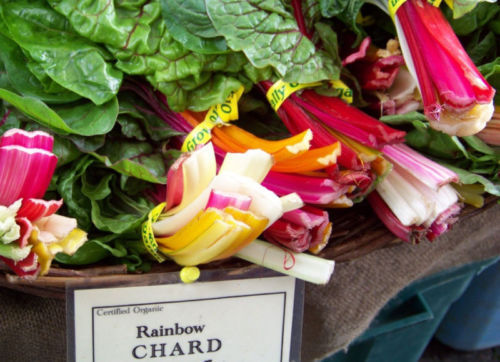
[0,0,498,283]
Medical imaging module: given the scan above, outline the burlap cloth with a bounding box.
[0,202,499,362]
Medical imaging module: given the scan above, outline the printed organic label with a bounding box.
[141,202,167,262]
[181,86,245,152]
[266,79,321,111]
[330,80,353,103]
[71,276,298,362]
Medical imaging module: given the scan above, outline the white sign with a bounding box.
[70,276,299,362]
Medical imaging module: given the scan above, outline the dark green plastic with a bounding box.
[322,258,498,362]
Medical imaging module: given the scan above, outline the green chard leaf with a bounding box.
[319,0,366,42]
[52,136,81,167]
[466,31,497,65]
[81,172,152,234]
[0,32,81,104]
[48,0,163,55]
[160,0,228,54]
[478,57,500,103]
[0,0,122,105]
[54,159,156,268]
[0,106,22,134]
[0,88,118,136]
[444,164,500,196]
[55,235,113,265]
[315,23,342,68]
[90,141,167,184]
[153,74,245,112]
[446,0,499,20]
[205,0,339,83]
[57,156,94,230]
[445,2,500,35]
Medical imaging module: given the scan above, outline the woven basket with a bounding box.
[1,196,497,299]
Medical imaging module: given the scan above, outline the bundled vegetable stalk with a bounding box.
[0,129,87,277]
[123,80,337,255]
[381,111,500,208]
[369,0,496,136]
[258,80,404,203]
[146,142,334,284]
[149,142,300,264]
[368,144,462,243]
[181,110,337,253]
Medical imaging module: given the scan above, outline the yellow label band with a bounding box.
[389,0,444,18]
[266,79,321,112]
[330,80,353,104]
[427,0,443,6]
[181,86,245,152]
[388,0,408,18]
[141,202,167,262]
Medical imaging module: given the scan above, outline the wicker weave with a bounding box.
[0,196,497,298]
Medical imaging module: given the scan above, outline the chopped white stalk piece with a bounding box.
[280,193,304,213]
[211,172,283,227]
[331,195,354,207]
[182,142,216,205]
[431,101,495,137]
[285,129,313,154]
[236,239,335,285]
[424,184,459,227]
[218,149,273,183]
[166,143,216,216]
[376,170,425,226]
[392,165,437,222]
[153,188,212,236]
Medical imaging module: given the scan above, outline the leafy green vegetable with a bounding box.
[379,111,428,125]
[205,0,339,83]
[446,0,498,19]
[0,106,22,134]
[445,2,500,35]
[154,74,247,112]
[315,22,342,68]
[57,156,94,230]
[445,165,500,196]
[319,0,366,42]
[467,31,497,65]
[55,237,111,265]
[47,0,265,111]
[0,88,118,136]
[161,0,228,54]
[81,172,151,234]
[53,156,156,268]
[0,33,80,103]
[90,142,167,184]
[380,112,500,198]
[478,57,500,103]
[0,0,123,105]
[52,136,81,167]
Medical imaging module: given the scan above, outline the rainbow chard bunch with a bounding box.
[377,0,496,136]
[259,81,405,203]
[368,144,462,243]
[150,142,303,266]
[147,142,335,284]
[0,129,87,277]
